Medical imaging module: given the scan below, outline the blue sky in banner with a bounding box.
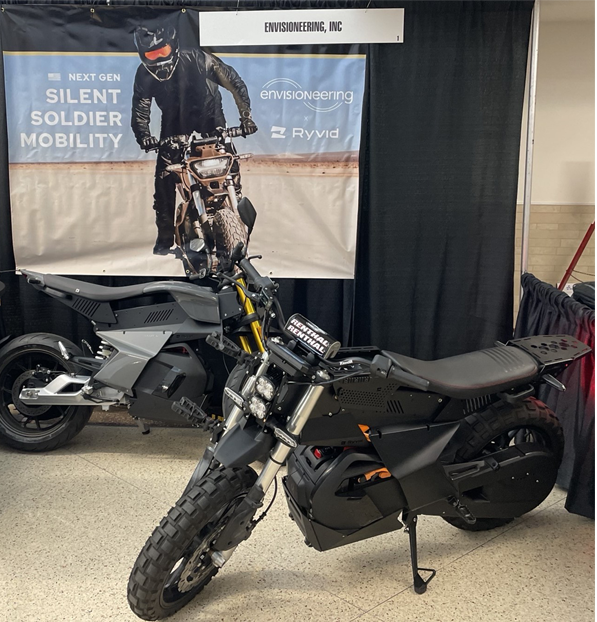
[4,52,365,164]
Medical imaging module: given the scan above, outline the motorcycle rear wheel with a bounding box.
[443,397,564,531]
[0,333,93,451]
[127,466,257,621]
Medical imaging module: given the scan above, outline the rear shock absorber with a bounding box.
[95,340,113,361]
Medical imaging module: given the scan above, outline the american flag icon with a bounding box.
[47,73,61,81]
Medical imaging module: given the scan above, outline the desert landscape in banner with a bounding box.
[9,156,358,279]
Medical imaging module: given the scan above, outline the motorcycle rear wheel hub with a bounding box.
[12,371,52,417]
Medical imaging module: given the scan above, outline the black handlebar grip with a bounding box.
[388,367,430,392]
[158,135,189,149]
[239,258,277,299]
[239,257,265,287]
[371,354,430,391]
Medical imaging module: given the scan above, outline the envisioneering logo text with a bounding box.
[261,78,353,112]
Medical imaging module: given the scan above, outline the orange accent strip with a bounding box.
[358,424,371,442]
[363,468,391,482]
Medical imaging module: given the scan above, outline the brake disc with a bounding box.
[177,533,215,593]
[177,515,231,593]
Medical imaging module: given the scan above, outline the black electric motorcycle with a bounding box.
[128,245,590,620]
[0,204,264,452]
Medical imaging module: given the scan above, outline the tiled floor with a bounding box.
[0,425,594,622]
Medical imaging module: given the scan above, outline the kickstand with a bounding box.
[136,419,150,435]
[405,514,436,594]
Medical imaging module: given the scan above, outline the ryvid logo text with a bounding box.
[270,126,339,140]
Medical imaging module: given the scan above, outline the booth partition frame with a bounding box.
[520,0,540,295]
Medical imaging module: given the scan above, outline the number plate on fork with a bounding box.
[284,313,341,360]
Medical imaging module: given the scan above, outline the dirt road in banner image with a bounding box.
[9,158,358,279]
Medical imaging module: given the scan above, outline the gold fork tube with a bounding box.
[235,279,264,353]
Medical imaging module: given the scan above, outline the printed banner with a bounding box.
[1,7,366,279]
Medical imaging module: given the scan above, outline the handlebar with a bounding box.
[225,126,245,138]
[227,242,277,304]
[160,134,188,148]
[239,257,272,292]
[143,135,187,153]
[145,126,245,152]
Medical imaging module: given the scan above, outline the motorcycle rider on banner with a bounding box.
[131,22,258,255]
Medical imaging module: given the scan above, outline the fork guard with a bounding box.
[213,419,275,469]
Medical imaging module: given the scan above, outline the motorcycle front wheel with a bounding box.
[213,207,247,257]
[128,466,257,621]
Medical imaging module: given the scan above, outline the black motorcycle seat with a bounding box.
[383,346,539,399]
[22,270,218,304]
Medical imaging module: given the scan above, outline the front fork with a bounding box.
[236,278,265,354]
[226,176,239,215]
[189,172,209,249]
[182,352,271,495]
[210,383,325,566]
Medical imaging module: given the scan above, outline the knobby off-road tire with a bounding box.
[0,333,93,451]
[443,397,564,532]
[213,208,247,257]
[128,466,258,621]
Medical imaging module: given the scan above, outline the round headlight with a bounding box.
[190,156,231,179]
[248,396,269,420]
[256,376,277,401]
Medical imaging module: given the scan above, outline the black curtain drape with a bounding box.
[515,273,595,519]
[354,1,532,358]
[0,1,531,361]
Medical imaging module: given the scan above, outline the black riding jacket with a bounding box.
[131,48,251,144]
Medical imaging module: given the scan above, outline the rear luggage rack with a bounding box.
[508,335,591,366]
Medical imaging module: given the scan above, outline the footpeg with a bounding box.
[172,397,222,432]
[448,497,476,524]
[206,333,244,359]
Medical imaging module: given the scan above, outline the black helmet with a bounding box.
[134,24,179,82]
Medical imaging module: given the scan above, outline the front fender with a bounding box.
[213,420,275,468]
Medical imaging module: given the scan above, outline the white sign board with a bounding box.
[199,8,405,46]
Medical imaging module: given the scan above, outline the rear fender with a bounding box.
[0,335,13,350]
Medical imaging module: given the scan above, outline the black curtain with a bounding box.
[0,1,531,361]
[354,1,533,359]
[515,273,595,519]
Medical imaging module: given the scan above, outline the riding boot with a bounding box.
[153,211,175,255]
[152,167,176,256]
